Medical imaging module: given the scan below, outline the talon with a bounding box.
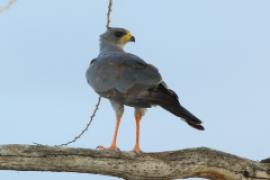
[96,145,106,150]
[132,146,142,154]
[108,145,120,151]
[109,146,121,152]
[96,145,120,152]
[115,147,121,152]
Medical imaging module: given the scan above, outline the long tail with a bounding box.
[151,84,204,130]
[160,102,204,130]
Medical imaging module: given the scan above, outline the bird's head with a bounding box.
[100,27,135,48]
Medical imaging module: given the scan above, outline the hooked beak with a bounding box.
[130,35,135,42]
[119,32,136,44]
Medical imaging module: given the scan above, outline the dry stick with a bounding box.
[34,0,113,147]
[55,0,114,147]
[106,0,113,29]
[57,96,102,146]
[56,0,113,146]
[34,96,102,146]
[56,0,114,146]
[0,0,16,13]
[54,0,113,146]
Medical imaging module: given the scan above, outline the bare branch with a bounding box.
[0,0,16,13]
[0,144,269,180]
[106,0,113,29]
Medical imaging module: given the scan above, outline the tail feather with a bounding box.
[160,103,204,131]
[151,83,204,131]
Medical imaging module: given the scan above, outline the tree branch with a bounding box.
[0,145,269,180]
[0,0,16,13]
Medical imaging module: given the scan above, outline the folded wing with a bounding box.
[86,52,162,95]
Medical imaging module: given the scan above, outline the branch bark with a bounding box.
[0,145,269,180]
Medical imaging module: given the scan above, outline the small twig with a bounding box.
[34,96,102,146]
[0,0,16,13]
[34,0,112,147]
[56,0,113,146]
[106,0,113,29]
[58,96,101,146]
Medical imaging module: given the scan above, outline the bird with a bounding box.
[86,27,204,153]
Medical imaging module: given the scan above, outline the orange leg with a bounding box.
[97,116,121,151]
[108,116,121,150]
[133,112,142,153]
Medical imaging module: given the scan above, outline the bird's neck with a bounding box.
[99,41,124,56]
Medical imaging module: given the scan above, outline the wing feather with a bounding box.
[86,52,162,94]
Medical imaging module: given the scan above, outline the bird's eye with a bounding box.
[114,31,126,38]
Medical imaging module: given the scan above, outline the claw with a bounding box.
[96,145,120,152]
[132,145,142,154]
[96,145,106,150]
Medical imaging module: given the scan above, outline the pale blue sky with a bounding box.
[0,0,270,179]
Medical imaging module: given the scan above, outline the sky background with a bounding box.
[0,0,270,179]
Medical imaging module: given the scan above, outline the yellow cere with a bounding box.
[119,32,133,44]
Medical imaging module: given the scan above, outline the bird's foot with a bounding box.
[132,145,142,154]
[96,145,120,152]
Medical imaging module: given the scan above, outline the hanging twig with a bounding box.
[34,0,114,147]
[57,0,114,147]
[0,0,16,13]
[58,0,114,146]
[34,96,102,146]
[57,96,102,146]
[106,0,113,29]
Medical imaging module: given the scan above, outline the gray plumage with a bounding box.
[86,27,204,130]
